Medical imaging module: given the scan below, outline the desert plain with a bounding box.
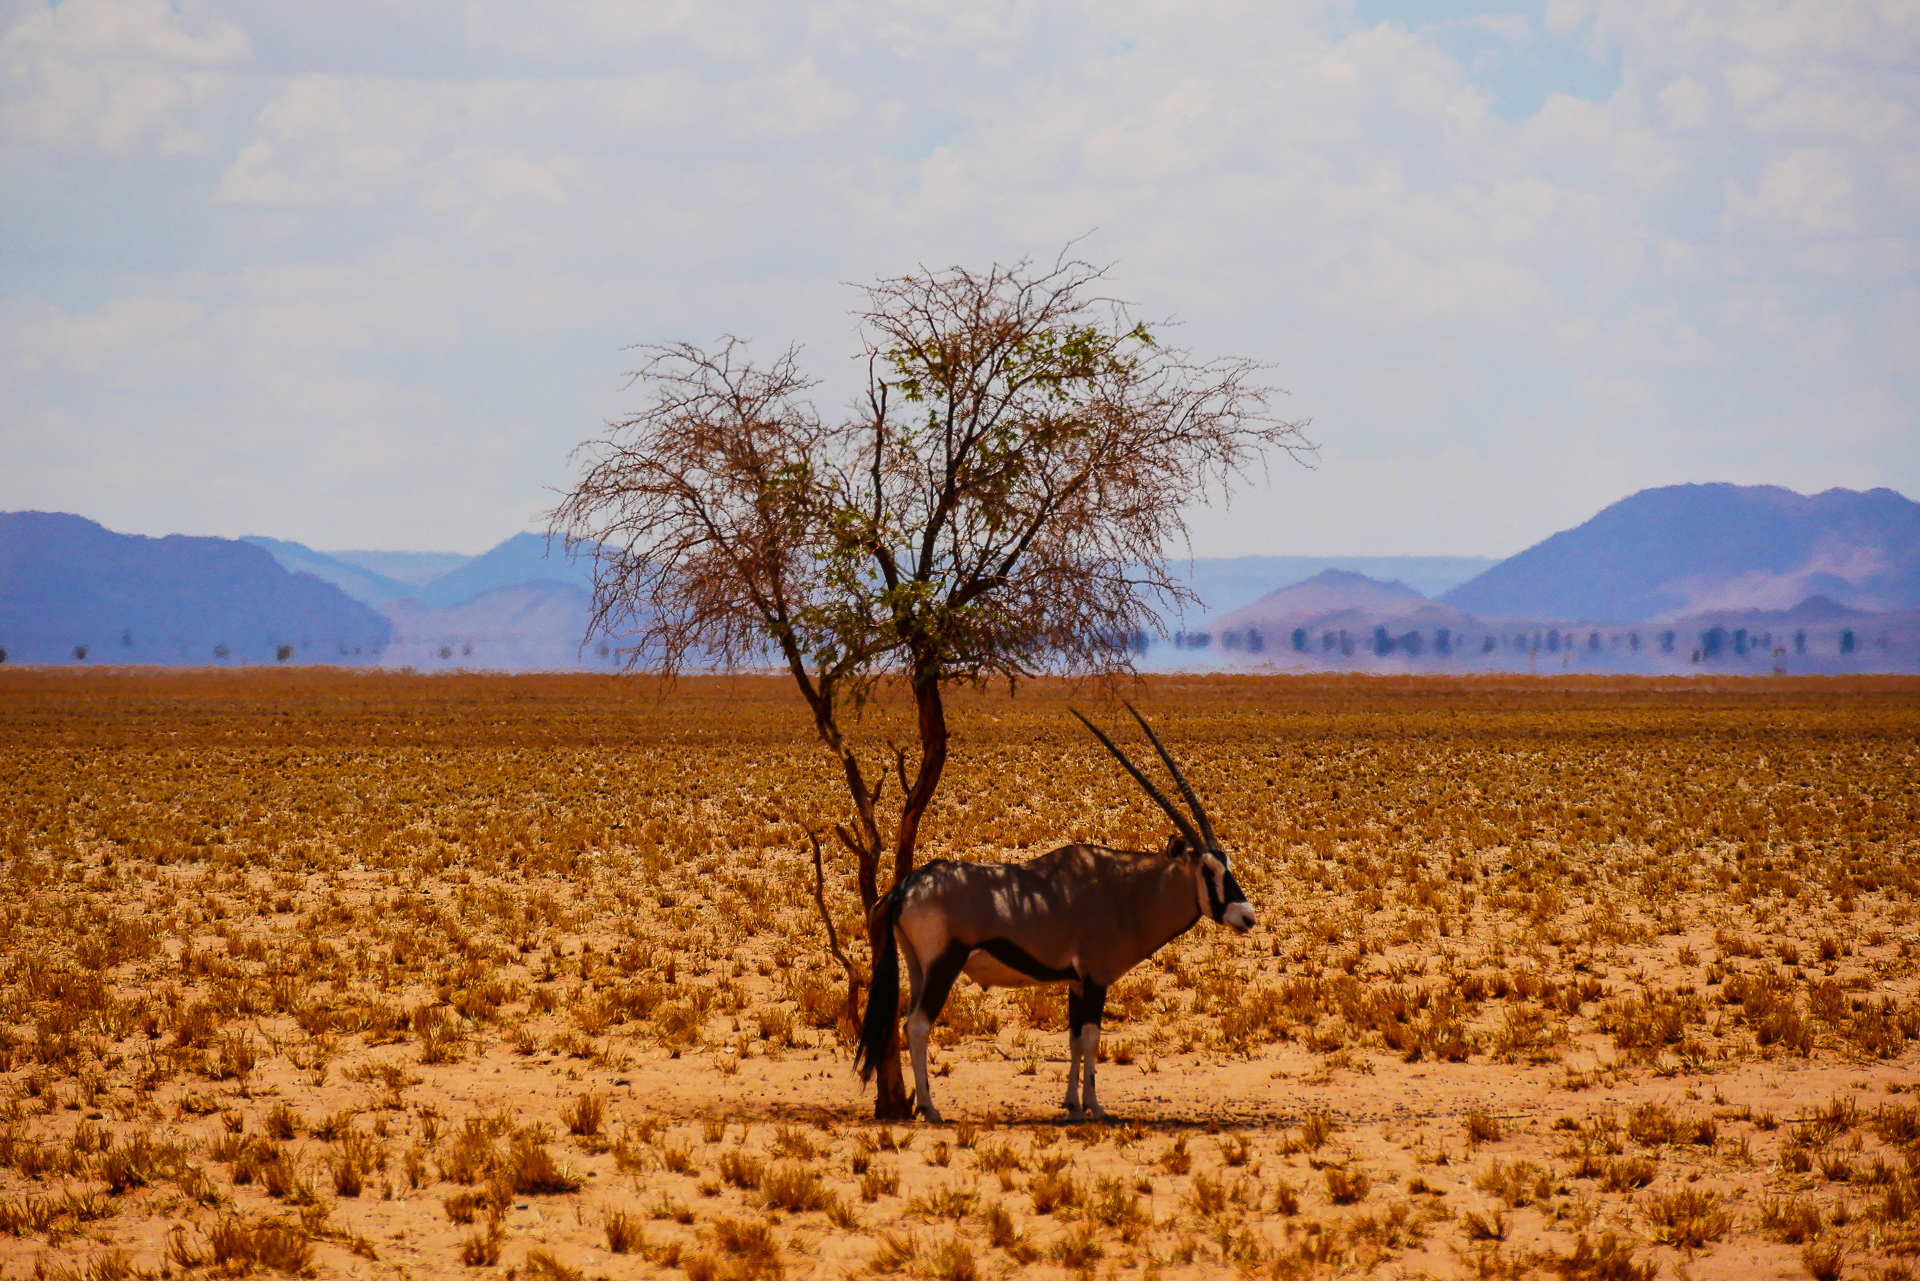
[1,669,1917,1281]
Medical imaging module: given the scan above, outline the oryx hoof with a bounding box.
[1063,1101,1084,1119]
[1083,1103,1110,1122]
[915,1101,944,1124]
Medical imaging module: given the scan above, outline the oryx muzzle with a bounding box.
[856,704,1256,1122]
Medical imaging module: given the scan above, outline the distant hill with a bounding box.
[1167,555,1495,619]
[1216,568,1429,625]
[416,533,597,608]
[324,549,473,586]
[1442,484,1920,621]
[242,536,419,607]
[1,512,391,664]
[381,581,619,671]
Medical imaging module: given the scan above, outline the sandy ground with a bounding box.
[2,670,1917,1281]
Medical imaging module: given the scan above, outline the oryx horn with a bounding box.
[1071,709,1205,855]
[1123,702,1219,850]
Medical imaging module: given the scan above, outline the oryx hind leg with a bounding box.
[905,941,970,1123]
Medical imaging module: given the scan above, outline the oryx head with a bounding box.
[1073,704,1257,935]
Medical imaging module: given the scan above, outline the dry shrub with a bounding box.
[1031,1170,1083,1215]
[868,1230,919,1274]
[708,1216,782,1280]
[1049,1223,1102,1270]
[926,1235,979,1281]
[507,1134,584,1194]
[1325,1165,1371,1204]
[566,1094,605,1137]
[206,1216,315,1275]
[1465,1111,1503,1145]
[974,1141,1023,1174]
[1348,1201,1426,1253]
[1086,1177,1148,1237]
[771,1125,819,1161]
[980,1200,1018,1246]
[720,1148,765,1190]
[908,1183,977,1220]
[1476,1160,1552,1208]
[1600,1156,1657,1192]
[520,1251,581,1281]
[1760,1196,1823,1243]
[1273,1179,1301,1215]
[1462,1208,1509,1241]
[329,1151,363,1197]
[1802,1236,1846,1281]
[1535,1232,1657,1281]
[1625,1103,1676,1146]
[761,1164,833,1212]
[859,1164,900,1201]
[1641,1188,1729,1248]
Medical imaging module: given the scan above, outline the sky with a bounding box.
[1,0,1915,558]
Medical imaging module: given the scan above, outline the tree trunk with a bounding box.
[861,674,950,1120]
[893,675,950,877]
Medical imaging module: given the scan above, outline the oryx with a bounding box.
[855,705,1255,1121]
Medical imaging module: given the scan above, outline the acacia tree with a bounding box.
[551,255,1310,1117]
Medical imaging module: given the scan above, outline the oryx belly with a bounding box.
[961,939,1081,989]
[961,951,1039,988]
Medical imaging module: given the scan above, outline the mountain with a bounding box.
[1,512,391,664]
[415,532,596,608]
[1216,568,1429,624]
[381,581,620,672]
[1167,555,1495,619]
[322,549,473,586]
[1441,484,1920,621]
[242,536,419,607]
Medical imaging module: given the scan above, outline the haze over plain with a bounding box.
[2,0,1915,558]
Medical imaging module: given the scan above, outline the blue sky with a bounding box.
[1353,1,1622,121]
[2,0,1914,556]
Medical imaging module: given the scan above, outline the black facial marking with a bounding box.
[1201,856,1226,921]
[973,938,1080,984]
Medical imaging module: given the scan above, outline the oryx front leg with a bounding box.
[1073,984,1109,1120]
[1063,1011,1082,1116]
[1063,985,1101,1118]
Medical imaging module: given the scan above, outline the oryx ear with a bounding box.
[1163,833,1193,860]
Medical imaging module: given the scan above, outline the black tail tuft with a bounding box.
[855,887,903,1083]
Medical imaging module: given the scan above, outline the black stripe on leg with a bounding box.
[1082,984,1107,1033]
[917,941,971,1025]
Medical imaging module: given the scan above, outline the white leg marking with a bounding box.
[1064,1022,1083,1115]
[1080,1024,1106,1120]
[906,1011,941,1123]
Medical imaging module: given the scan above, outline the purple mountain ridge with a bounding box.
[0,511,391,665]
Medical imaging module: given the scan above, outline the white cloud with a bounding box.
[0,0,1915,554]
[0,0,246,152]
[1726,147,1856,235]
